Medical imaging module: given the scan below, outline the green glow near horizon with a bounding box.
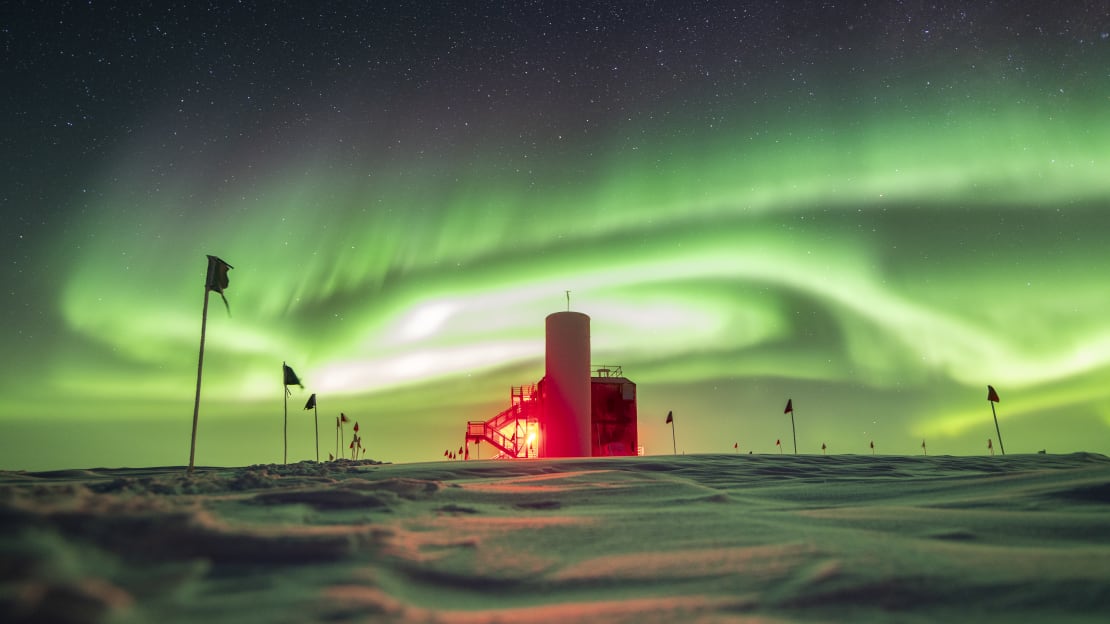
[8,84,1110,468]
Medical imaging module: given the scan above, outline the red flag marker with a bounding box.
[783,399,797,454]
[922,439,927,456]
[776,438,782,455]
[304,394,319,462]
[987,385,1006,455]
[665,411,676,455]
[988,438,994,457]
[338,413,349,459]
[870,440,875,455]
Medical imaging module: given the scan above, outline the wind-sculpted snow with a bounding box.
[2,454,1108,623]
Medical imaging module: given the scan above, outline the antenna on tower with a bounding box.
[565,290,571,311]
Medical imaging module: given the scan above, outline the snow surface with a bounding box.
[2,453,1108,623]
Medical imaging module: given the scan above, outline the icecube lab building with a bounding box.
[464,311,639,458]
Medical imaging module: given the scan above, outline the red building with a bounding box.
[464,312,639,459]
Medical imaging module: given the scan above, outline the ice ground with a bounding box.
[2,453,1108,623]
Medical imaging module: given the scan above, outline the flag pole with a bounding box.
[987,385,1006,456]
[784,399,798,455]
[188,286,211,474]
[313,401,319,462]
[188,255,231,474]
[990,401,1005,456]
[283,361,288,464]
[667,410,676,455]
[790,410,797,455]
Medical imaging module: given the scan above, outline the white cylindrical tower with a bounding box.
[544,311,591,457]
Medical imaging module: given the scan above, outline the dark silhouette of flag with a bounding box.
[665,411,676,454]
[283,364,303,388]
[188,254,234,472]
[304,393,316,410]
[986,386,1006,455]
[205,255,233,314]
[784,399,793,414]
[733,442,738,449]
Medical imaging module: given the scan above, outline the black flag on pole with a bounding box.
[304,393,317,410]
[987,384,1006,455]
[205,255,233,314]
[189,254,234,473]
[283,364,303,387]
[283,364,303,397]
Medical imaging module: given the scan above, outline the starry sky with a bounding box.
[3,2,1109,470]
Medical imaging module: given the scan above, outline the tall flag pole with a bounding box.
[665,411,676,455]
[987,385,1005,455]
[283,363,303,464]
[339,413,349,458]
[784,399,797,455]
[304,393,318,462]
[188,255,232,474]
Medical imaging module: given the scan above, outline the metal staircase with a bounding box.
[465,385,539,459]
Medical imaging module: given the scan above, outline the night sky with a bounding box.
[4,2,1109,470]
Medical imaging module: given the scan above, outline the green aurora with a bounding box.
[3,3,1109,469]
